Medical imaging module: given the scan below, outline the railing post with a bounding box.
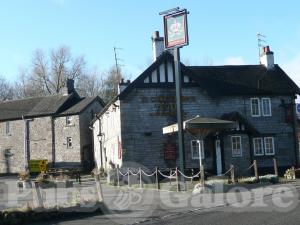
[139,167,142,188]
[176,167,180,192]
[253,160,259,180]
[191,169,194,184]
[273,158,278,176]
[292,166,296,179]
[200,165,205,186]
[156,167,160,190]
[127,168,130,187]
[117,167,120,187]
[230,164,235,184]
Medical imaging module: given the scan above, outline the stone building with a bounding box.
[92,32,300,175]
[0,80,104,174]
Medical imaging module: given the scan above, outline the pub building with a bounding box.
[92,31,300,176]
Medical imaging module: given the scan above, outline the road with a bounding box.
[29,181,300,225]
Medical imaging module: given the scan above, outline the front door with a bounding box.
[215,140,222,175]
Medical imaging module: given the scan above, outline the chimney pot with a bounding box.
[260,46,274,70]
[152,31,164,61]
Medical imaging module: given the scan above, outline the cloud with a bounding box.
[224,56,246,65]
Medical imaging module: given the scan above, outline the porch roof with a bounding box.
[162,115,235,137]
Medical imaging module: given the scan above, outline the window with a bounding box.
[253,138,264,156]
[66,116,73,126]
[67,137,73,148]
[264,137,275,155]
[4,149,11,156]
[262,98,271,116]
[231,136,242,157]
[251,98,260,117]
[191,140,205,159]
[5,121,10,135]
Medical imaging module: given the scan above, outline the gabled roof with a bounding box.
[188,65,300,96]
[59,96,105,116]
[0,94,73,121]
[119,51,300,99]
[0,93,105,122]
[221,112,259,135]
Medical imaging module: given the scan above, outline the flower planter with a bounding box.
[17,180,32,189]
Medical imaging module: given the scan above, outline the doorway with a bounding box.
[215,140,222,175]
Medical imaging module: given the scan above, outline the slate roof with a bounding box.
[59,96,104,116]
[221,112,259,135]
[119,51,300,99]
[188,64,300,96]
[0,95,71,121]
[0,93,104,121]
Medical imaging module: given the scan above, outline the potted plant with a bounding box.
[18,171,32,189]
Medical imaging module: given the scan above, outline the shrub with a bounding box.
[18,172,30,181]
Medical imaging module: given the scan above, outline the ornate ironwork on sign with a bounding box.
[163,9,189,49]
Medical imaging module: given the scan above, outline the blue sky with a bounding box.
[0,0,300,86]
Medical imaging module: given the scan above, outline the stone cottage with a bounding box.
[92,32,300,176]
[0,79,104,174]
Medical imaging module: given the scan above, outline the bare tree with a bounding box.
[99,66,123,103]
[0,76,13,101]
[15,46,86,98]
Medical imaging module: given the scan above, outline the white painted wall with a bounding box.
[93,100,122,170]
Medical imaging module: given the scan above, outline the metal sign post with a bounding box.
[160,8,189,185]
[173,46,185,173]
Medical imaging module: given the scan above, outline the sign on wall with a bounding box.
[28,159,48,173]
[163,10,189,49]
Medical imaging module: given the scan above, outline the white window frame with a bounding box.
[261,97,272,116]
[253,138,264,156]
[264,137,275,155]
[251,98,261,117]
[191,140,205,160]
[66,116,73,126]
[67,137,73,148]
[231,136,242,157]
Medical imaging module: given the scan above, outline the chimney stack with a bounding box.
[62,78,75,96]
[118,78,130,94]
[152,31,164,61]
[260,46,274,70]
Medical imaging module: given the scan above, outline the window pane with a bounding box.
[232,136,242,157]
[251,98,260,116]
[262,98,271,116]
[253,138,263,155]
[264,137,274,155]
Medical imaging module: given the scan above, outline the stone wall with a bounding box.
[79,101,103,170]
[0,120,25,173]
[54,115,81,168]
[119,86,296,173]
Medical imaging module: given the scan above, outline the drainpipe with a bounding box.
[291,96,298,166]
[22,116,29,171]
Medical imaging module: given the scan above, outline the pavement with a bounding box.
[1,176,300,225]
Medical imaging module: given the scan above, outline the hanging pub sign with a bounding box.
[163,9,189,49]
